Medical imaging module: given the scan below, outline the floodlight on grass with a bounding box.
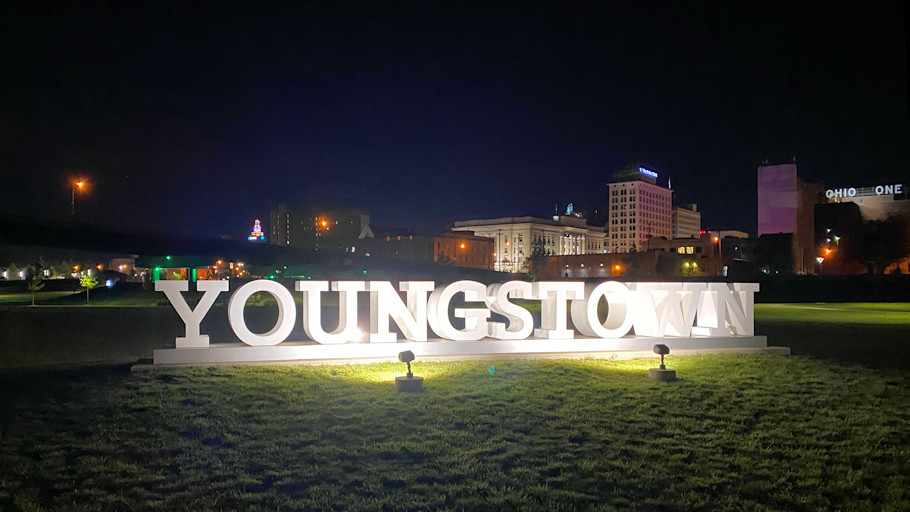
[398,350,415,378]
[395,350,424,392]
[653,344,670,369]
[648,344,677,382]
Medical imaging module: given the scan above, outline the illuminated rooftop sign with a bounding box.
[638,167,658,178]
[151,279,765,365]
[826,183,903,199]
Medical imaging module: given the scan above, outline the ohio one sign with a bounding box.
[151,280,765,365]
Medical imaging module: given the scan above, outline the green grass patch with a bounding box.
[0,291,81,304]
[755,303,910,325]
[1,356,908,511]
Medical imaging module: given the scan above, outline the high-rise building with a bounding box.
[270,204,306,247]
[672,204,701,239]
[607,165,673,253]
[757,162,824,274]
[269,205,373,251]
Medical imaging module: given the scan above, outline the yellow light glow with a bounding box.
[460,243,465,249]
[321,220,328,227]
[825,248,832,255]
[75,181,84,189]
[96,264,102,270]
[713,236,719,242]
[614,264,621,270]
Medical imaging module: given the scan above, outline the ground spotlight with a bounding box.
[395,350,424,392]
[648,344,677,382]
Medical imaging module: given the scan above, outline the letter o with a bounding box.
[825,189,834,199]
[875,185,884,195]
[848,187,856,197]
[573,281,633,338]
[228,280,296,346]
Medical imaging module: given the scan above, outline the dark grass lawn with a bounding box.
[2,357,908,511]
[0,303,908,510]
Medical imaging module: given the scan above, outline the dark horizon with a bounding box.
[2,2,908,240]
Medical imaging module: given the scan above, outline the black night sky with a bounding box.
[2,2,907,239]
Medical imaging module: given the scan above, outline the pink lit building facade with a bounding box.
[757,162,824,274]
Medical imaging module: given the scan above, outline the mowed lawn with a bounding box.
[755,302,910,324]
[0,303,908,510]
[754,303,910,370]
[1,357,908,511]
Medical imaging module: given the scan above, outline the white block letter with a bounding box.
[156,280,228,348]
[486,281,534,340]
[228,280,296,346]
[427,280,491,340]
[296,281,365,344]
[570,281,634,338]
[366,281,434,342]
[532,281,584,339]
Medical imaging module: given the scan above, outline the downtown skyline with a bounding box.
[1,1,907,240]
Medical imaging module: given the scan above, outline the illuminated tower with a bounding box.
[248,219,266,242]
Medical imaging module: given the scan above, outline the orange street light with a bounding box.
[71,180,86,216]
[824,248,832,255]
[460,243,466,249]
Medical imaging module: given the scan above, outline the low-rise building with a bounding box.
[364,231,495,270]
[672,204,701,238]
[452,216,606,273]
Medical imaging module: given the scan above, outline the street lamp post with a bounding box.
[71,180,84,216]
[713,235,723,276]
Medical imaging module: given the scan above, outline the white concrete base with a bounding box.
[141,336,772,368]
[648,368,678,382]
[395,376,425,392]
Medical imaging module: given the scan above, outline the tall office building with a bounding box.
[607,165,673,253]
[756,162,825,274]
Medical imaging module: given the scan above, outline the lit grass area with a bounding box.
[755,303,910,325]
[0,291,80,304]
[1,356,908,511]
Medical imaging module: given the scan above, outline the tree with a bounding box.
[80,273,98,304]
[7,262,19,280]
[436,252,453,266]
[857,217,909,274]
[522,239,548,281]
[681,260,700,277]
[26,264,45,306]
